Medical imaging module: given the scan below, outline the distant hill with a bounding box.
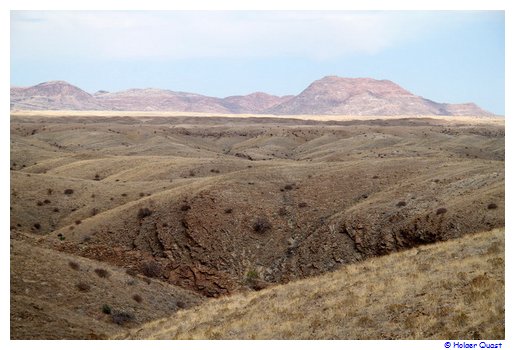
[266,76,492,116]
[10,81,103,110]
[10,77,494,116]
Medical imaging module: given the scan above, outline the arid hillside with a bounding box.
[10,111,504,339]
[116,228,504,340]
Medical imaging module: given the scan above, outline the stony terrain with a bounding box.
[116,228,504,340]
[10,111,504,339]
[11,76,493,116]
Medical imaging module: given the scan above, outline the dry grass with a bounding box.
[10,238,203,339]
[117,228,504,340]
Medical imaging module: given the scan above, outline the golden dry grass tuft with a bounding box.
[117,228,504,340]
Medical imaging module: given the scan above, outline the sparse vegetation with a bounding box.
[436,207,447,215]
[76,282,91,292]
[180,204,191,211]
[9,113,505,340]
[118,228,504,340]
[102,304,112,315]
[68,261,80,270]
[112,311,134,326]
[252,217,271,233]
[137,207,152,219]
[141,261,161,278]
[94,268,110,278]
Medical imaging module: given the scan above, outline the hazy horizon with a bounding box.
[11,11,505,115]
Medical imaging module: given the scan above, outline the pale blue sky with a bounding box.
[11,11,505,115]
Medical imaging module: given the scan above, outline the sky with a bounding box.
[10,11,505,115]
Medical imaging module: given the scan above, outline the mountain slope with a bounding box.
[10,76,494,116]
[267,76,492,116]
[222,92,294,113]
[115,228,504,339]
[10,81,103,110]
[96,88,232,113]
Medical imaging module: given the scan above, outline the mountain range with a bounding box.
[10,76,493,116]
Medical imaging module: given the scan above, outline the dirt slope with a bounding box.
[116,228,504,340]
[10,233,203,339]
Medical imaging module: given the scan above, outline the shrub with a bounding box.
[252,217,271,233]
[278,207,288,216]
[33,223,41,230]
[68,261,80,270]
[372,175,379,179]
[283,184,293,191]
[112,311,134,325]
[126,268,138,277]
[75,220,82,225]
[246,269,259,282]
[101,304,112,315]
[396,201,407,207]
[224,208,233,214]
[43,199,51,204]
[64,189,74,195]
[132,294,143,303]
[76,282,91,292]
[53,208,60,212]
[57,233,65,240]
[139,192,145,197]
[94,268,110,278]
[176,300,186,309]
[436,208,447,215]
[180,204,191,211]
[141,261,161,278]
[137,207,152,219]
[36,201,44,206]
[298,202,308,208]
[121,193,127,197]
[91,208,98,216]
[47,188,53,195]
[487,203,498,210]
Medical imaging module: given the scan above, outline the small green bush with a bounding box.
[102,304,112,315]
